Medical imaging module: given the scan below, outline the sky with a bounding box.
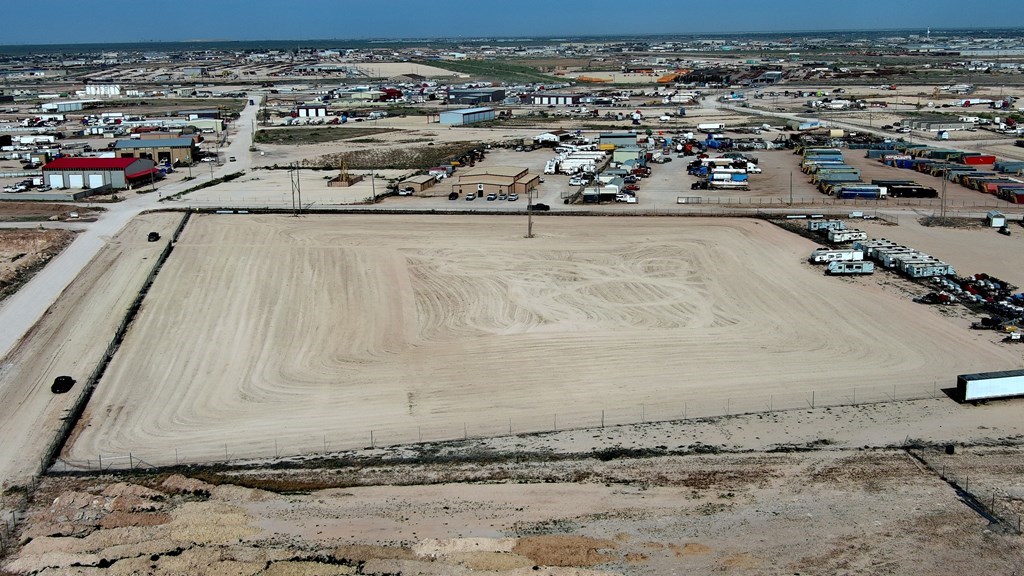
[3,0,1024,45]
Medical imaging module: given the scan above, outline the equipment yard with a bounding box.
[62,214,1017,467]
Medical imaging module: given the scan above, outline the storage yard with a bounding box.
[62,214,1018,467]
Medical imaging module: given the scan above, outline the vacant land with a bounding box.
[8,440,1024,575]
[254,127,395,146]
[0,203,99,222]
[64,215,1017,467]
[0,228,76,302]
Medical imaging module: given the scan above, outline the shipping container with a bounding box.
[964,155,997,165]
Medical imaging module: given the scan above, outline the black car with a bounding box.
[449,192,459,200]
[51,375,75,394]
[527,203,550,211]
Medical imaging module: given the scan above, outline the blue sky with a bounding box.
[4,0,1023,44]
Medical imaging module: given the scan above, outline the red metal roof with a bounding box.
[43,157,138,171]
[125,167,160,179]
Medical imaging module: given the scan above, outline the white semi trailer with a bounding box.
[957,369,1024,402]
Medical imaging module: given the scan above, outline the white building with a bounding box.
[84,84,122,97]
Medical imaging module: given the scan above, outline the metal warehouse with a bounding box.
[42,157,158,190]
[114,137,197,164]
[448,88,506,105]
[902,116,975,132]
[528,93,583,106]
[439,107,495,126]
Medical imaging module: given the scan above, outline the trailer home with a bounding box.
[809,248,864,263]
[828,228,868,243]
[826,260,875,275]
[807,219,846,232]
[957,369,1024,402]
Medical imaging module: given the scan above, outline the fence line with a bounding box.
[53,378,948,473]
[911,446,1023,535]
[38,210,192,480]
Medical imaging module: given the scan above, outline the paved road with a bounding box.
[0,96,261,359]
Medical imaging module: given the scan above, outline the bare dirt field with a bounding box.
[63,214,1019,468]
[8,438,1024,575]
[0,228,76,302]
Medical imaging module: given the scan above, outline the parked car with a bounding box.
[497,194,507,201]
[398,188,414,196]
[147,232,161,242]
[449,192,459,200]
[569,176,584,186]
[508,193,519,201]
[623,175,639,183]
[229,156,237,162]
[51,375,75,394]
[465,194,476,201]
[486,193,497,201]
[527,203,550,211]
[624,184,640,191]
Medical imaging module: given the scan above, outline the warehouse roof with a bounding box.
[43,157,137,170]
[443,107,494,115]
[114,138,195,149]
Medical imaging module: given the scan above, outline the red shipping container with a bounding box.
[964,155,997,165]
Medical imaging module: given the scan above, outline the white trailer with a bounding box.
[826,260,875,275]
[957,369,1024,402]
[698,122,725,132]
[809,248,864,264]
[828,228,868,243]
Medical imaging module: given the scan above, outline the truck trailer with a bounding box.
[957,369,1024,402]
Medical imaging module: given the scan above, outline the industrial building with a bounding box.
[902,116,975,132]
[114,137,196,165]
[399,174,439,193]
[598,132,638,149]
[296,104,328,117]
[447,88,506,105]
[528,93,583,106]
[452,166,540,197]
[439,107,495,126]
[40,99,100,113]
[42,157,158,190]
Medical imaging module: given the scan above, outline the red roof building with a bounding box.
[43,157,158,190]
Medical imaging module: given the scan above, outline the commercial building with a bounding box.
[439,107,495,126]
[448,88,506,105]
[528,93,583,106]
[452,166,540,197]
[40,99,100,113]
[903,116,975,132]
[296,104,328,118]
[114,137,196,164]
[42,157,158,190]
[399,174,439,193]
[598,132,638,149]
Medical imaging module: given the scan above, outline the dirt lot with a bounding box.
[0,203,100,223]
[7,439,1024,575]
[62,214,1017,467]
[0,228,76,302]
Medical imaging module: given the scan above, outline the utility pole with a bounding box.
[526,188,535,238]
[789,171,794,206]
[370,172,376,204]
[940,166,948,220]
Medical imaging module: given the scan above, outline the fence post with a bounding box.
[601,410,605,428]
[370,430,375,448]
[811,391,815,409]
[98,454,102,471]
[553,414,557,431]
[129,453,133,470]
[641,404,645,423]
